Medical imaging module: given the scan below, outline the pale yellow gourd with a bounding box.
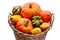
[40,22,50,30]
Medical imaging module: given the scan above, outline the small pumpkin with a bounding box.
[16,18,33,33]
[32,16,43,27]
[31,27,42,34]
[39,11,52,22]
[12,6,21,15]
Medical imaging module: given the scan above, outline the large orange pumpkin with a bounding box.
[16,18,33,33]
[21,2,41,19]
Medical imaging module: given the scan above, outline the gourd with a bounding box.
[10,15,22,24]
[32,16,43,27]
[12,6,21,15]
[31,27,42,34]
[40,22,50,30]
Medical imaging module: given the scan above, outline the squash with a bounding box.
[40,22,50,30]
[10,15,22,24]
[31,27,42,34]
[32,16,43,27]
[12,6,21,15]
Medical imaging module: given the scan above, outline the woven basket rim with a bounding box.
[8,13,54,36]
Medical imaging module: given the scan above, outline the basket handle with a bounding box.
[8,13,14,29]
[51,13,55,27]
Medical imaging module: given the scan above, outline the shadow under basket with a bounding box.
[8,13,54,40]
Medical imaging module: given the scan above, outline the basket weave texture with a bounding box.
[8,13,54,40]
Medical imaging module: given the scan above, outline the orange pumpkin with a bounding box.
[16,18,33,33]
[39,11,52,22]
[21,2,41,19]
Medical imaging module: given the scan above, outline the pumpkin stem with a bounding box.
[25,20,29,27]
[29,4,32,8]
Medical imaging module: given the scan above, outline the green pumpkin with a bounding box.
[32,16,43,27]
[12,6,21,15]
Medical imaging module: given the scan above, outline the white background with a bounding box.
[0,0,60,40]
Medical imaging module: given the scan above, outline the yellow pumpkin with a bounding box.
[10,15,22,24]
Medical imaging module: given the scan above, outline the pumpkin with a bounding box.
[39,11,52,22]
[21,2,41,19]
[16,18,33,33]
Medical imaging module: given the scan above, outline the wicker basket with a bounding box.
[8,13,54,40]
